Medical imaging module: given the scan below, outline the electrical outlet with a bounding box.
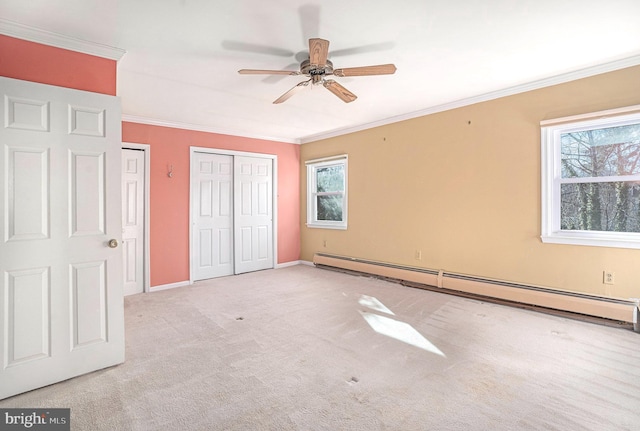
[603,271,615,285]
[323,240,327,248]
[415,250,422,260]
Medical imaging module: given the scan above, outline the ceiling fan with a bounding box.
[238,38,396,104]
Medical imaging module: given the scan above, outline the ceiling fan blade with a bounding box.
[323,79,357,103]
[309,38,329,67]
[263,63,300,83]
[330,42,395,57]
[299,4,320,45]
[222,40,294,57]
[238,69,300,75]
[333,64,397,77]
[273,80,311,104]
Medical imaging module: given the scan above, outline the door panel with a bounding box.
[5,267,50,366]
[6,147,49,240]
[71,261,107,347]
[70,151,105,235]
[0,76,124,400]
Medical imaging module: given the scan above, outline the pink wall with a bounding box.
[123,122,301,286]
[0,35,117,95]
[1,35,301,287]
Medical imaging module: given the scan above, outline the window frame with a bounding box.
[306,155,348,230]
[540,105,640,249]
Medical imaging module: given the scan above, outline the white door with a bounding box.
[234,155,274,274]
[0,77,124,400]
[191,152,234,281]
[122,148,145,295]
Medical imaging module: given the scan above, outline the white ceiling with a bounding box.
[2,0,640,144]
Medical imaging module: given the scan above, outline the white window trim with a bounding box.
[541,104,640,249]
[306,154,348,230]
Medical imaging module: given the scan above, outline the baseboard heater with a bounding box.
[313,253,640,332]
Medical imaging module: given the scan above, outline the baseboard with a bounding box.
[313,253,640,330]
[275,260,303,268]
[149,280,190,292]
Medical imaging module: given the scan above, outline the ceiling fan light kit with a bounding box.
[238,38,396,104]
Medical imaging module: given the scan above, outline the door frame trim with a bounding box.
[122,142,151,293]
[189,146,278,284]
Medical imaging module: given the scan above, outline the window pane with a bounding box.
[317,195,343,221]
[316,165,344,193]
[560,123,640,178]
[560,182,640,232]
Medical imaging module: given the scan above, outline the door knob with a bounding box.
[108,239,119,248]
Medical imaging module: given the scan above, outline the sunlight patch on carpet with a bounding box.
[360,311,446,357]
[358,295,395,315]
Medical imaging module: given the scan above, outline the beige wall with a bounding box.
[300,65,640,299]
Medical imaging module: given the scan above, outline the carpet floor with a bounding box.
[1,265,639,430]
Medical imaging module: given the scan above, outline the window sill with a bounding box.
[306,223,347,230]
[541,232,640,249]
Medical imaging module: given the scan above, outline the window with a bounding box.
[541,105,640,249]
[306,155,348,229]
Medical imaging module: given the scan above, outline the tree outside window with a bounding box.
[306,156,347,229]
[541,106,640,249]
[560,124,640,232]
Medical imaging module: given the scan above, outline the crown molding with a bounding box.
[121,114,300,145]
[0,18,126,61]
[300,53,640,144]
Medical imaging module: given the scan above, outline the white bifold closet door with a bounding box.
[191,151,273,281]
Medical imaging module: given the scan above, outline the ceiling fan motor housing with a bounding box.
[301,59,334,83]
